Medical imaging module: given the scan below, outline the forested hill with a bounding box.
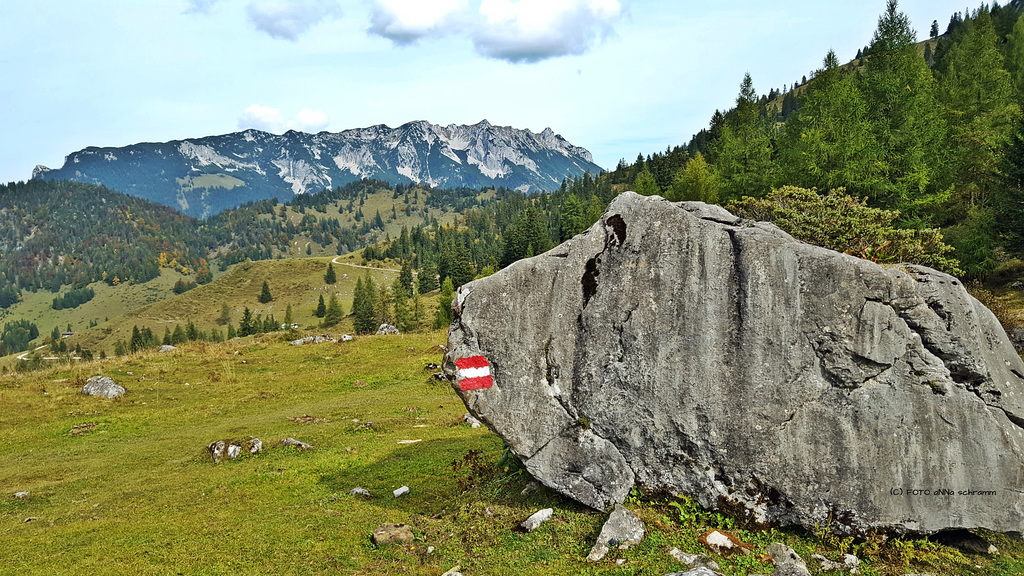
[605,0,1024,279]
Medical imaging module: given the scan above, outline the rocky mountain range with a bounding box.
[33,120,604,217]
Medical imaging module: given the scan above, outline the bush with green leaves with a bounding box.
[727,186,962,275]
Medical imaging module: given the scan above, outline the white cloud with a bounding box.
[184,0,221,14]
[369,0,467,44]
[238,104,329,133]
[289,107,329,132]
[246,0,341,40]
[367,0,624,62]
[474,0,623,63]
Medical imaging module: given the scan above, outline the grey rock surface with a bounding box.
[663,568,724,576]
[587,504,644,561]
[767,542,810,576]
[159,345,177,352]
[668,549,721,573]
[445,191,1024,535]
[279,438,314,450]
[376,324,400,335]
[81,376,124,399]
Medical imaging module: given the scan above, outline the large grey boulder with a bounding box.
[444,192,1024,535]
[81,376,124,399]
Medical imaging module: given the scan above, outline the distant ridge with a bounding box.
[33,120,604,217]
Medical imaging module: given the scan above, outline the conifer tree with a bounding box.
[315,294,326,318]
[632,164,661,196]
[258,281,273,303]
[432,277,455,329]
[324,262,336,284]
[352,274,378,334]
[324,294,344,326]
[285,303,293,325]
[217,303,231,325]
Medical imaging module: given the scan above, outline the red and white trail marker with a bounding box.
[455,356,493,391]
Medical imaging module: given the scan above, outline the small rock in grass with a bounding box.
[159,345,177,352]
[393,486,410,497]
[227,444,241,459]
[13,492,29,500]
[521,480,541,495]
[813,553,860,573]
[698,529,752,556]
[766,542,810,576]
[81,376,124,399]
[463,413,481,428]
[668,548,721,572]
[662,568,724,576]
[350,487,370,497]
[279,438,314,451]
[371,523,413,545]
[587,504,644,561]
[520,508,553,532]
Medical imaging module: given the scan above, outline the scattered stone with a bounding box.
[616,559,626,565]
[81,376,124,399]
[371,523,413,545]
[13,492,29,500]
[279,438,314,451]
[227,444,241,459]
[426,545,435,554]
[445,191,1024,535]
[290,334,337,346]
[463,413,482,428]
[440,566,462,576]
[765,543,810,576]
[289,414,331,423]
[521,480,541,495]
[813,553,860,573]
[668,549,721,572]
[397,439,422,445]
[431,372,446,382]
[349,487,370,497]
[159,345,177,352]
[246,437,262,454]
[520,508,553,532]
[23,517,40,523]
[699,530,752,556]
[207,438,262,462]
[341,334,353,342]
[587,504,645,561]
[376,324,400,335]
[663,568,723,576]
[402,406,420,412]
[424,362,440,370]
[1012,281,1023,288]
[69,422,99,436]
[393,486,410,497]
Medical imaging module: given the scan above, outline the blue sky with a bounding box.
[0,1,977,184]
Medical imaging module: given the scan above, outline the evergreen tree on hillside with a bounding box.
[632,164,661,196]
[779,50,881,197]
[432,277,455,329]
[324,262,336,284]
[352,275,378,335]
[285,303,293,325]
[667,152,720,203]
[323,294,344,327]
[398,261,414,297]
[417,262,439,294]
[314,294,326,318]
[710,73,778,201]
[1005,14,1024,97]
[217,303,231,325]
[258,281,273,303]
[931,19,940,38]
[559,193,586,241]
[860,0,944,217]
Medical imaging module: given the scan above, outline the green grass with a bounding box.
[1,330,1020,575]
[1,258,415,362]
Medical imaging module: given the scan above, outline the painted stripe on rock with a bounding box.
[456,356,493,391]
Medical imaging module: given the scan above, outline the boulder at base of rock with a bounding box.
[371,523,413,545]
[376,324,400,335]
[587,504,644,561]
[81,376,124,399]
[445,192,1024,536]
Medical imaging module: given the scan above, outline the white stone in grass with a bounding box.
[13,492,29,499]
[393,486,410,497]
[520,508,553,532]
[350,487,370,497]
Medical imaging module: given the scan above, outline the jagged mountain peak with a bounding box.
[33,121,603,218]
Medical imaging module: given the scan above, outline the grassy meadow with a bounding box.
[2,329,1023,575]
